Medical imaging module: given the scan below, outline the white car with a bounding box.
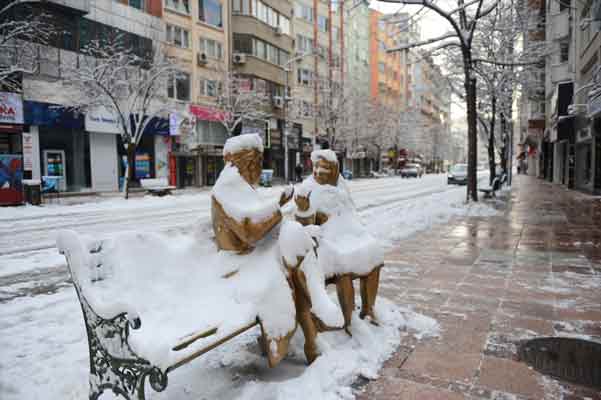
[448,164,468,185]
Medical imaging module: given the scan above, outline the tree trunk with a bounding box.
[124,143,136,199]
[464,61,478,202]
[488,96,497,185]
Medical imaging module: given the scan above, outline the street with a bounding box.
[0,173,495,399]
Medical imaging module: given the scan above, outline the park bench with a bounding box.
[478,176,501,199]
[140,178,176,196]
[57,229,296,400]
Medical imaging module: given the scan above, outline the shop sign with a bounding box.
[85,107,121,134]
[189,104,226,122]
[0,92,23,124]
[22,132,33,171]
[0,154,23,205]
[169,112,196,137]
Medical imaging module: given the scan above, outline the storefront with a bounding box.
[0,92,24,205]
[85,106,120,192]
[24,101,91,192]
[550,82,575,187]
[301,137,313,173]
[286,123,302,181]
[188,104,229,186]
[585,89,601,194]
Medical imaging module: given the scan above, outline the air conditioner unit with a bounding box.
[197,52,208,66]
[274,26,283,36]
[233,53,247,64]
[274,96,284,108]
[568,103,587,115]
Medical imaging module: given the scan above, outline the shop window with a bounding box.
[165,0,190,14]
[168,72,191,101]
[199,0,223,28]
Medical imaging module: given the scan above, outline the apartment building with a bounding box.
[162,0,230,187]
[369,10,401,110]
[409,54,451,166]
[230,0,294,179]
[292,0,343,174]
[571,0,601,194]
[344,0,370,100]
[518,0,547,180]
[545,0,576,186]
[0,0,165,195]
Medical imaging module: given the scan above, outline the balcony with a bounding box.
[551,63,570,83]
[552,12,570,40]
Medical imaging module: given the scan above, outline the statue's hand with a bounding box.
[279,185,294,207]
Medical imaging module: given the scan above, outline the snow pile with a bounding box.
[311,149,338,164]
[278,220,316,266]
[212,164,279,223]
[56,230,296,371]
[223,133,263,156]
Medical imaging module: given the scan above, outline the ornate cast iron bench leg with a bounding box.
[76,290,168,400]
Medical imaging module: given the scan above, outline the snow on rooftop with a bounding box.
[223,134,263,156]
[311,149,338,164]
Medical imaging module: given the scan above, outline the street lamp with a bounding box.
[282,50,319,183]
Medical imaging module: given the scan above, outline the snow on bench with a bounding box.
[57,229,299,400]
[140,178,176,196]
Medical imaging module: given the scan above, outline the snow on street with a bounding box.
[0,173,495,399]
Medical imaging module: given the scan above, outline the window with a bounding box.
[379,40,385,51]
[166,24,190,48]
[559,0,570,12]
[332,26,339,42]
[165,0,190,14]
[232,0,241,12]
[560,41,569,63]
[128,0,145,10]
[297,68,313,86]
[233,33,253,53]
[200,79,220,96]
[296,34,313,53]
[378,62,385,73]
[199,37,223,58]
[168,72,191,101]
[318,15,328,32]
[199,0,223,27]
[250,37,289,65]
[296,3,313,23]
[280,16,290,35]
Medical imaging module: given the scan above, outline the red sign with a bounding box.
[189,105,226,122]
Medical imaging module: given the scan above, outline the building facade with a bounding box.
[0,0,166,196]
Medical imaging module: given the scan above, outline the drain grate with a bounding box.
[518,337,601,388]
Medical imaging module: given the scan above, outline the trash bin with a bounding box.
[23,179,42,205]
[260,169,274,187]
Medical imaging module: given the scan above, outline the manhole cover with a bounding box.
[518,337,601,388]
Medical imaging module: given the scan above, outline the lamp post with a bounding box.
[283,50,318,183]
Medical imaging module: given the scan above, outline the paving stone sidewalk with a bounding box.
[359,175,601,399]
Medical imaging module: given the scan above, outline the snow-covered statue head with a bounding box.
[223,134,263,185]
[312,149,339,186]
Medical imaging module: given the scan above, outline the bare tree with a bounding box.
[0,0,54,91]
[65,36,180,198]
[382,0,500,201]
[213,69,270,137]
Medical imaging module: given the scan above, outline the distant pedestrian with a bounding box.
[295,164,303,182]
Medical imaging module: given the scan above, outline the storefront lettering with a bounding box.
[0,92,24,124]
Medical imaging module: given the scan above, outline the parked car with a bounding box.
[400,163,423,178]
[448,163,468,185]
